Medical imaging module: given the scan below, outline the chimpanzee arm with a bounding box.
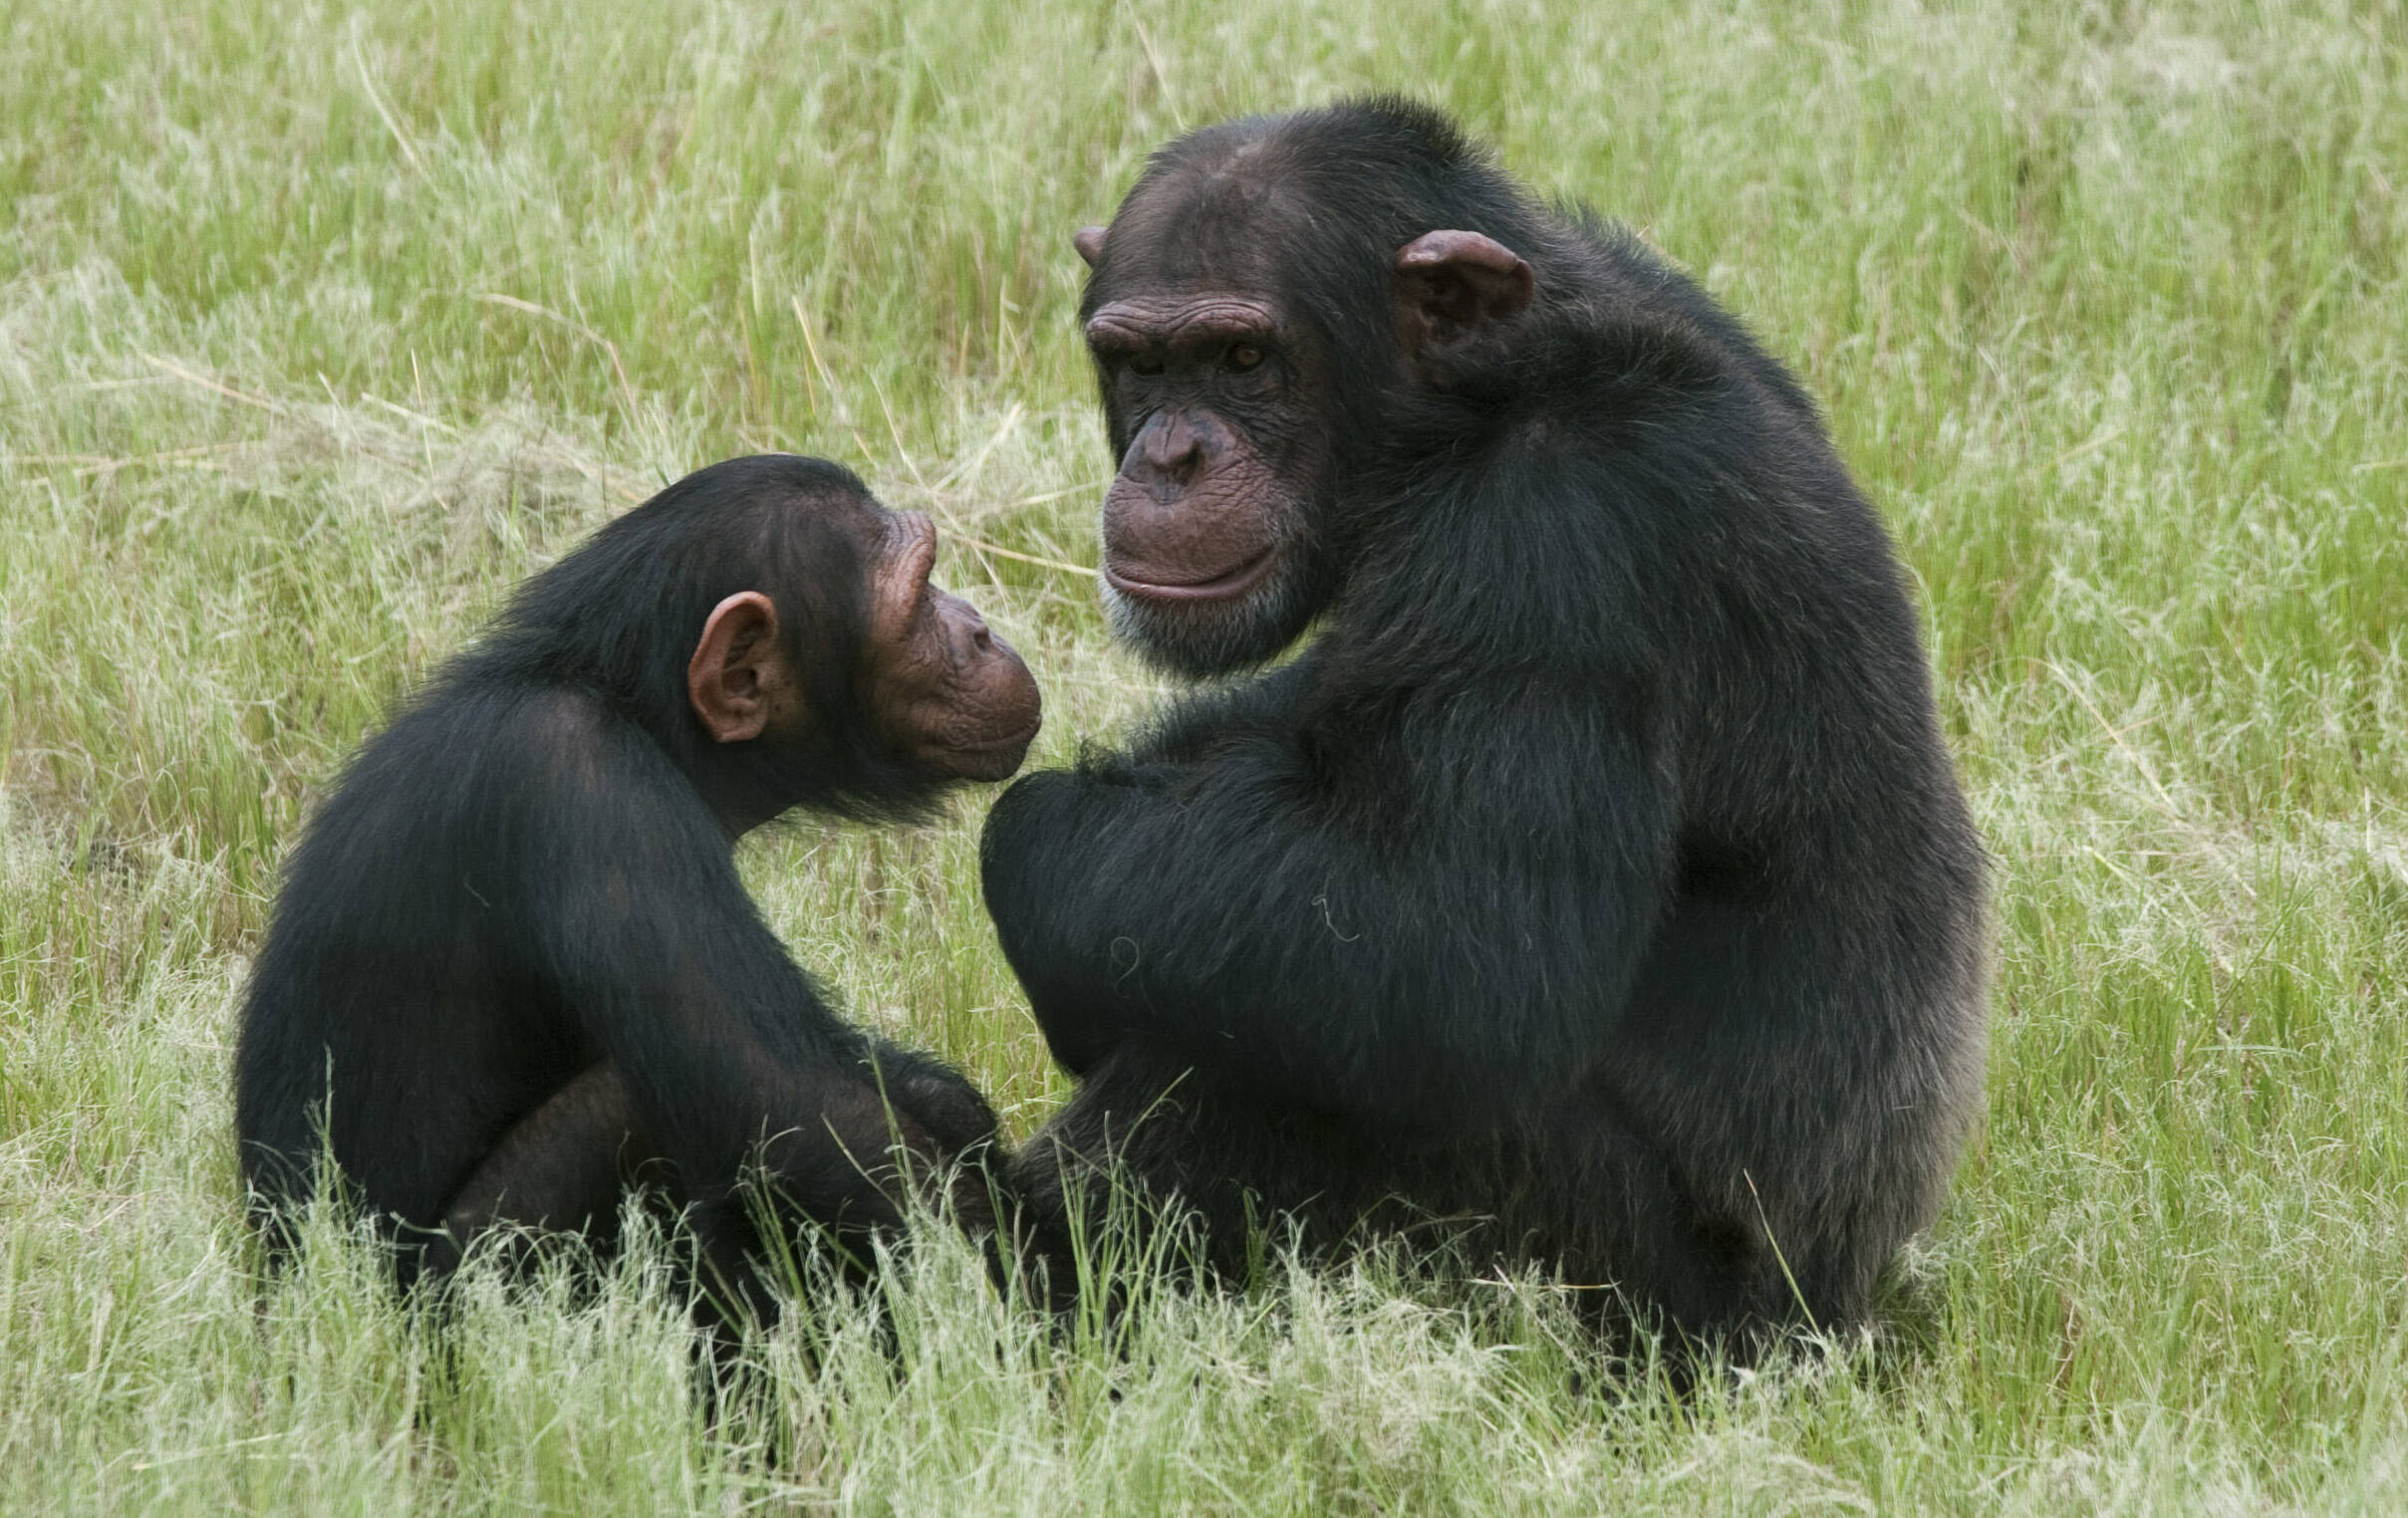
[980,672,1678,1120]
[504,710,927,1248]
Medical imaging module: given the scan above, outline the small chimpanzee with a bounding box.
[979,100,1988,1355]
[236,454,1040,1312]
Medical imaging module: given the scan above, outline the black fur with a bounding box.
[235,454,998,1307]
[982,101,1987,1353]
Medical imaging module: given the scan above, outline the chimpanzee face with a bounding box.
[1073,201,1530,679]
[860,511,1043,781]
[685,507,1040,784]
[1074,196,1343,679]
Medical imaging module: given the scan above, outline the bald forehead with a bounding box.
[1101,139,1304,293]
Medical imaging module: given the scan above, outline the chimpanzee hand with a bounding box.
[857,1039,1002,1159]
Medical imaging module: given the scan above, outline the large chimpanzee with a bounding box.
[236,455,1040,1312]
[979,100,1987,1353]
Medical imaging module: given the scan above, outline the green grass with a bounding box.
[3,0,2404,1510]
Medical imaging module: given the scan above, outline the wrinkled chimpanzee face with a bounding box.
[860,511,1043,781]
[1076,227,1340,678]
[1073,206,1533,679]
[686,508,1040,784]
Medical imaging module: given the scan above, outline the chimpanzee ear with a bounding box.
[1072,226,1107,268]
[1394,230,1534,354]
[687,592,785,744]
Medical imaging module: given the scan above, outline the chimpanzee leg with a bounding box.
[421,1062,662,1275]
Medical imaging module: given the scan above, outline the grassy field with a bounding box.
[3,0,2404,1510]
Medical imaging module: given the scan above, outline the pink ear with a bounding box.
[1072,226,1107,268]
[687,592,782,744]
[1394,230,1534,347]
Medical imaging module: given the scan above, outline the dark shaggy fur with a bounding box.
[236,455,999,1308]
[982,100,1987,1355]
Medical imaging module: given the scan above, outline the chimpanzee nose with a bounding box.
[1131,412,1206,484]
[943,596,995,659]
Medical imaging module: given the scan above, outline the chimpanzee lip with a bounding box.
[924,717,1042,781]
[940,714,1043,758]
[1102,546,1278,604]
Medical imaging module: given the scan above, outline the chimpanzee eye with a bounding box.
[1225,343,1264,372]
[1129,353,1165,377]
